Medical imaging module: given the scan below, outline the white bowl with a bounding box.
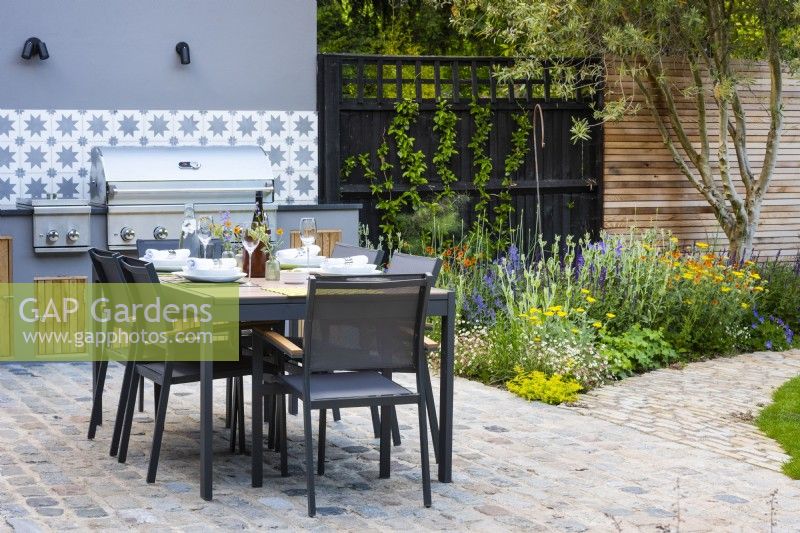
[281,270,309,284]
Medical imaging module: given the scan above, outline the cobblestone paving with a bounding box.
[567,349,800,472]
[0,356,797,532]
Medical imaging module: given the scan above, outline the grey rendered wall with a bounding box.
[0,0,316,109]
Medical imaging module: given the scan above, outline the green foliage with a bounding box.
[506,367,582,405]
[395,194,468,254]
[432,99,459,200]
[468,101,493,228]
[317,0,503,56]
[600,325,678,378]
[755,259,800,331]
[495,112,531,244]
[342,99,428,235]
[757,375,800,479]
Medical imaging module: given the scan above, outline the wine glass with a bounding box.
[197,216,213,260]
[241,225,259,287]
[299,217,317,266]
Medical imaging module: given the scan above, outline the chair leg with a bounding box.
[417,397,432,508]
[146,368,172,483]
[279,395,288,477]
[153,383,161,413]
[236,378,246,454]
[267,395,277,451]
[370,406,380,438]
[138,375,145,412]
[229,383,239,454]
[303,405,316,517]
[88,361,108,440]
[332,408,341,422]
[225,377,233,429]
[290,394,298,416]
[423,363,440,463]
[110,362,135,457]
[391,407,401,446]
[117,367,140,464]
[318,409,326,475]
[379,405,391,479]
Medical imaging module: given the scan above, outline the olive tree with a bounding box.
[447,0,799,258]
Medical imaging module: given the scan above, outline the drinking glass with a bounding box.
[241,225,259,287]
[299,217,317,266]
[197,216,213,260]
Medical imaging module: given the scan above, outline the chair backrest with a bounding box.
[303,274,431,374]
[119,256,160,284]
[331,243,385,266]
[386,252,442,283]
[88,248,125,283]
[136,238,222,259]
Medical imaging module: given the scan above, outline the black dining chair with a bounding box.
[115,256,251,483]
[137,237,242,428]
[87,248,130,443]
[259,274,433,517]
[136,238,223,259]
[330,243,385,266]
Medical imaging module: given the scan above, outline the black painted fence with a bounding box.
[317,53,604,245]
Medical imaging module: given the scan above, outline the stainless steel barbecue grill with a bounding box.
[89,146,274,251]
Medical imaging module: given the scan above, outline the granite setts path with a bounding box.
[1,350,799,531]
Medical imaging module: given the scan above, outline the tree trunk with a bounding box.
[724,221,756,263]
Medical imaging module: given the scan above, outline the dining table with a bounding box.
[161,275,456,501]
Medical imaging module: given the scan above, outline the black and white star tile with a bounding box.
[0,109,317,206]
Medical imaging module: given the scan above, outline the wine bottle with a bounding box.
[178,203,200,256]
[251,191,264,228]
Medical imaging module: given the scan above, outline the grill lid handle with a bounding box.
[178,161,201,170]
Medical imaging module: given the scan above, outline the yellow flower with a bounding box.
[276,227,284,236]
[543,311,555,317]
[749,272,761,280]
[643,244,653,252]
[574,307,585,313]
[547,305,562,312]
[753,286,765,292]
[528,307,541,314]
[580,288,590,294]
[571,328,580,334]
[606,312,616,319]
[720,286,732,293]
[557,310,567,317]
[696,242,709,249]
[682,272,694,280]
[670,236,679,244]
[592,321,602,329]
[741,302,750,309]
[744,260,755,266]
[732,271,745,278]
[586,296,597,304]
[534,336,541,343]
[714,275,724,282]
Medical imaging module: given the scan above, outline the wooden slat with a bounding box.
[0,237,10,284]
[33,276,87,357]
[288,229,343,258]
[604,59,800,254]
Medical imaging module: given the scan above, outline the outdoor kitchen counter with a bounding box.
[0,203,363,282]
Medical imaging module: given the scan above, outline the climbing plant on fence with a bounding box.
[319,53,604,247]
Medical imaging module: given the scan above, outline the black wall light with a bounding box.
[175,41,190,65]
[21,37,49,60]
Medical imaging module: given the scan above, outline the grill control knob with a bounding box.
[120,227,136,242]
[153,226,169,240]
[66,229,80,242]
[46,230,59,244]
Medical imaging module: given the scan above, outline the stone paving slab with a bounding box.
[0,356,797,531]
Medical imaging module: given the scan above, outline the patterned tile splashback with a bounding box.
[0,109,318,206]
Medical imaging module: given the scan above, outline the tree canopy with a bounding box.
[448,0,800,257]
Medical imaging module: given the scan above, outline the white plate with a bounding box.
[321,264,382,276]
[143,257,189,272]
[182,267,242,278]
[176,271,246,283]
